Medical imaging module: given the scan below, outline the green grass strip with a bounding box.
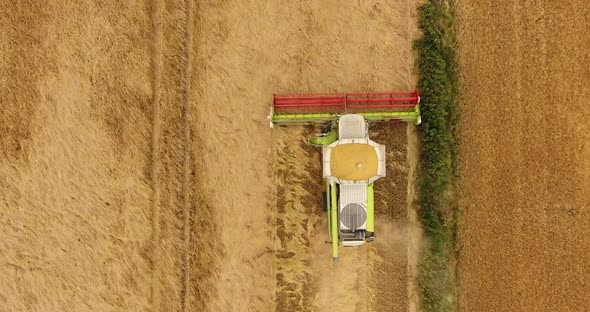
[415,0,459,311]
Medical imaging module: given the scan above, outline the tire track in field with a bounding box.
[150,0,163,309]
[179,0,194,311]
[404,1,422,311]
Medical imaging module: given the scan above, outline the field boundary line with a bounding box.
[405,0,414,89]
[180,0,194,311]
[149,0,163,310]
[406,1,421,312]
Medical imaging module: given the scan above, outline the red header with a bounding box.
[273,91,419,113]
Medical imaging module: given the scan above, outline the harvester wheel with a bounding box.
[321,192,328,212]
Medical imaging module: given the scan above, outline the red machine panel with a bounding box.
[346,91,419,112]
[273,91,419,114]
[273,93,346,113]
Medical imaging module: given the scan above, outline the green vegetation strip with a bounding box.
[415,1,459,311]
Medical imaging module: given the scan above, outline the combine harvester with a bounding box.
[269,91,421,263]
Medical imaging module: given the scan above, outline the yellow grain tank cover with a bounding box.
[330,143,378,181]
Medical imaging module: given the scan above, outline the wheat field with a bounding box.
[1,1,421,311]
[457,0,590,311]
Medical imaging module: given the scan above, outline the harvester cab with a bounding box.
[268,91,420,263]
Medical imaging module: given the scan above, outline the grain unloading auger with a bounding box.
[268,91,421,263]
